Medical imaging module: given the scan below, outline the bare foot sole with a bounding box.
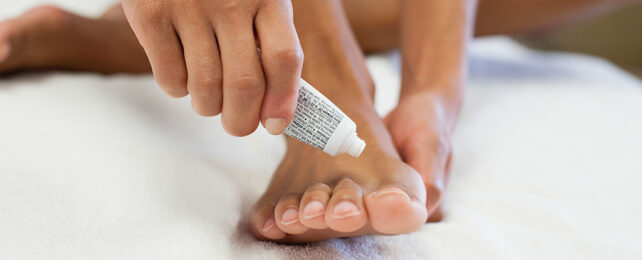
[0,5,149,75]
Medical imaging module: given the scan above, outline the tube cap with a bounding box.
[346,136,366,157]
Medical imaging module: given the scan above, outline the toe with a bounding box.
[365,186,428,234]
[325,178,368,233]
[250,202,286,241]
[275,193,309,234]
[299,183,331,229]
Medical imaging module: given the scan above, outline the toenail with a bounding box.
[332,201,360,219]
[262,218,275,232]
[371,188,411,201]
[280,207,300,225]
[303,200,325,219]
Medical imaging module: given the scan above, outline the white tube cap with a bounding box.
[336,131,366,157]
[346,136,366,157]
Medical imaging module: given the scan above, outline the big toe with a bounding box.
[365,187,428,234]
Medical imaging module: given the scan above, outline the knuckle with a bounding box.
[139,0,164,22]
[279,193,301,203]
[308,183,331,193]
[335,178,358,190]
[267,48,303,69]
[281,84,301,102]
[230,75,264,99]
[189,75,222,92]
[220,0,244,12]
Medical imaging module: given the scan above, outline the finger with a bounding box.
[173,12,222,116]
[255,0,303,135]
[401,137,449,212]
[122,1,187,97]
[214,10,265,136]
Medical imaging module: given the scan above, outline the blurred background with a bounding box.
[521,3,642,78]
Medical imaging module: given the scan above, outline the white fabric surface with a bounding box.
[1,1,642,259]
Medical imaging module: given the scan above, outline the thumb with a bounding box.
[260,75,300,135]
[401,139,448,213]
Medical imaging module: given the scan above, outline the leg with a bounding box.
[0,5,149,74]
[339,0,641,223]
[250,0,428,243]
[341,0,640,53]
[1,0,635,73]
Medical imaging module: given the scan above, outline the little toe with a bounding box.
[365,187,428,234]
[325,178,368,233]
[275,193,309,234]
[299,183,331,229]
[250,203,286,241]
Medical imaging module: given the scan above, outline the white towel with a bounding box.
[1,1,641,259]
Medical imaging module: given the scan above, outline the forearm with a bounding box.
[399,0,478,105]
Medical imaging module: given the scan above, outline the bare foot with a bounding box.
[250,99,429,243]
[248,0,435,243]
[0,5,149,74]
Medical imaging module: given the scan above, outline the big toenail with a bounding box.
[303,200,325,219]
[371,188,411,201]
[332,201,360,219]
[262,218,275,232]
[280,207,299,225]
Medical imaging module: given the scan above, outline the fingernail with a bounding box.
[303,200,325,219]
[280,207,299,225]
[332,201,360,219]
[371,187,411,201]
[265,118,288,135]
[0,42,10,62]
[262,218,275,232]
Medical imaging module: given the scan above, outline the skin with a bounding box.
[120,0,304,136]
[0,0,637,243]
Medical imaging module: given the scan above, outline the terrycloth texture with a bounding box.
[1,1,642,259]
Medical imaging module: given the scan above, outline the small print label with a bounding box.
[283,86,345,150]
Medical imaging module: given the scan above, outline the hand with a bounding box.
[384,92,457,221]
[121,0,303,136]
